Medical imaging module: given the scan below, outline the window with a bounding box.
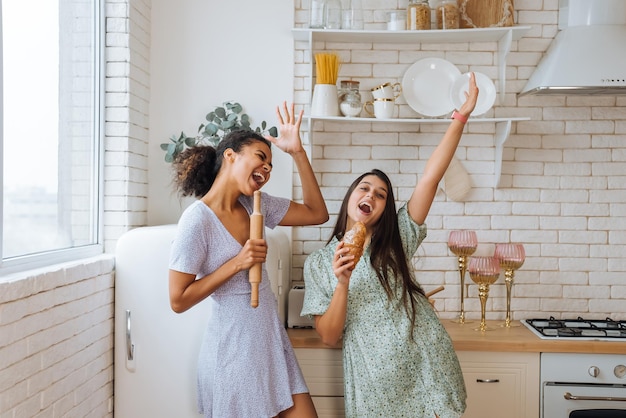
[1,0,103,273]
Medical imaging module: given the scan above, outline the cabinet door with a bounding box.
[294,348,344,396]
[311,396,345,418]
[457,351,539,418]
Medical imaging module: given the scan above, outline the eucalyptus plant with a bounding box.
[160,101,278,163]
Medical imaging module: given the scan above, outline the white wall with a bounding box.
[148,0,296,225]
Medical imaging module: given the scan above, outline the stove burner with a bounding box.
[523,316,626,341]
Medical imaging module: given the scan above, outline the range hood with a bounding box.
[519,0,626,97]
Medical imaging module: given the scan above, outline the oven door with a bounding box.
[543,383,626,418]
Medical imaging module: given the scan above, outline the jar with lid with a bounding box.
[407,0,431,30]
[338,80,362,117]
[435,0,460,29]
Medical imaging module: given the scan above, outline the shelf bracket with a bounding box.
[497,29,513,105]
[494,120,512,188]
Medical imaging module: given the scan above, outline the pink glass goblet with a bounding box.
[494,243,525,328]
[468,256,501,332]
[448,230,478,324]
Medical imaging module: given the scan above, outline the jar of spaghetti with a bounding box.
[435,0,460,29]
[407,0,431,30]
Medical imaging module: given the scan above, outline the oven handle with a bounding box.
[564,392,626,402]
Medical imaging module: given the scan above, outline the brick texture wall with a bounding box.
[291,0,626,321]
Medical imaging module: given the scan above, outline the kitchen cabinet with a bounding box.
[293,346,539,418]
[457,351,540,418]
[294,348,344,418]
[292,27,532,187]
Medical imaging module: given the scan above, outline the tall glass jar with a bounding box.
[325,0,342,29]
[407,0,431,30]
[309,0,326,29]
[435,0,460,29]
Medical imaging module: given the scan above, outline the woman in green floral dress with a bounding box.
[302,74,479,418]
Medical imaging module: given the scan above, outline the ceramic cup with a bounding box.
[371,82,402,100]
[364,98,395,119]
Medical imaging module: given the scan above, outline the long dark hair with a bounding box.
[172,130,271,198]
[330,169,425,338]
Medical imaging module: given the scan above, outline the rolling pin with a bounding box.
[249,190,263,308]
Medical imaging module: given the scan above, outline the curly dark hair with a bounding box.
[330,169,425,339]
[171,130,271,198]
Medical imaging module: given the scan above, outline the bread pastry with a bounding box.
[343,221,366,270]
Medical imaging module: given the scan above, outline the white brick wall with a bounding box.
[0,255,115,417]
[292,1,626,321]
[103,0,151,253]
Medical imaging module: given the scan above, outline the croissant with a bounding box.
[343,221,366,270]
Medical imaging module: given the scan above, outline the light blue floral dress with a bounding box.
[170,193,310,418]
[302,204,466,418]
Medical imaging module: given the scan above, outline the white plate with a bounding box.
[401,58,461,117]
[450,72,497,117]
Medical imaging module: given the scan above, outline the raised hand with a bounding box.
[267,101,305,155]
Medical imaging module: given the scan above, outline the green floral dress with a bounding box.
[302,205,466,418]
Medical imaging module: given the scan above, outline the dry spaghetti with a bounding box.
[315,52,340,85]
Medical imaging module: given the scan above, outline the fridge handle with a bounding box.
[126,310,135,361]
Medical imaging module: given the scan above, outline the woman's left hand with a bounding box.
[267,101,304,155]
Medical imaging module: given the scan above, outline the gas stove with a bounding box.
[523,316,626,342]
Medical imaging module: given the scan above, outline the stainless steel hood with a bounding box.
[519,0,626,97]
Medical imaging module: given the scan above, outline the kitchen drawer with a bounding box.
[457,351,540,418]
[294,348,344,396]
[311,396,345,418]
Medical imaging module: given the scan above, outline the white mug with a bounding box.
[371,82,402,100]
[364,98,395,119]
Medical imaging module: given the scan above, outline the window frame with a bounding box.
[0,0,105,276]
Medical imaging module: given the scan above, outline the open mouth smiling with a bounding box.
[358,201,372,214]
[252,171,266,186]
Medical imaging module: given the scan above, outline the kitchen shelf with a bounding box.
[292,26,530,44]
[293,26,531,104]
[294,26,532,188]
[306,116,530,187]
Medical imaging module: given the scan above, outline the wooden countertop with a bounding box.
[287,320,626,354]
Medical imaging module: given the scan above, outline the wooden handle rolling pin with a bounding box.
[249,191,264,308]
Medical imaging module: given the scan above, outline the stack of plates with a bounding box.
[401,58,496,117]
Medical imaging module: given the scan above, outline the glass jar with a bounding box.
[407,0,431,30]
[435,0,460,30]
[325,0,342,29]
[338,80,362,117]
[309,0,326,29]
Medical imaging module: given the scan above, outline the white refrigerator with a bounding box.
[114,224,291,417]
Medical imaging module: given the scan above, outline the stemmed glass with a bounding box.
[468,256,501,332]
[494,243,526,328]
[448,230,478,324]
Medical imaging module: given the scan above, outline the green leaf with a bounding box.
[268,126,278,137]
[184,137,196,147]
[205,123,219,136]
[160,143,170,151]
[222,119,236,130]
[261,121,267,130]
[226,112,239,123]
[215,107,227,119]
[240,114,250,124]
[230,103,243,114]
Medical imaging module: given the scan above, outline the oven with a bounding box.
[522,318,626,418]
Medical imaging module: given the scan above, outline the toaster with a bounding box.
[287,286,315,328]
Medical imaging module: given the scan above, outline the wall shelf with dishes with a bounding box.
[292,26,532,187]
[292,26,531,104]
